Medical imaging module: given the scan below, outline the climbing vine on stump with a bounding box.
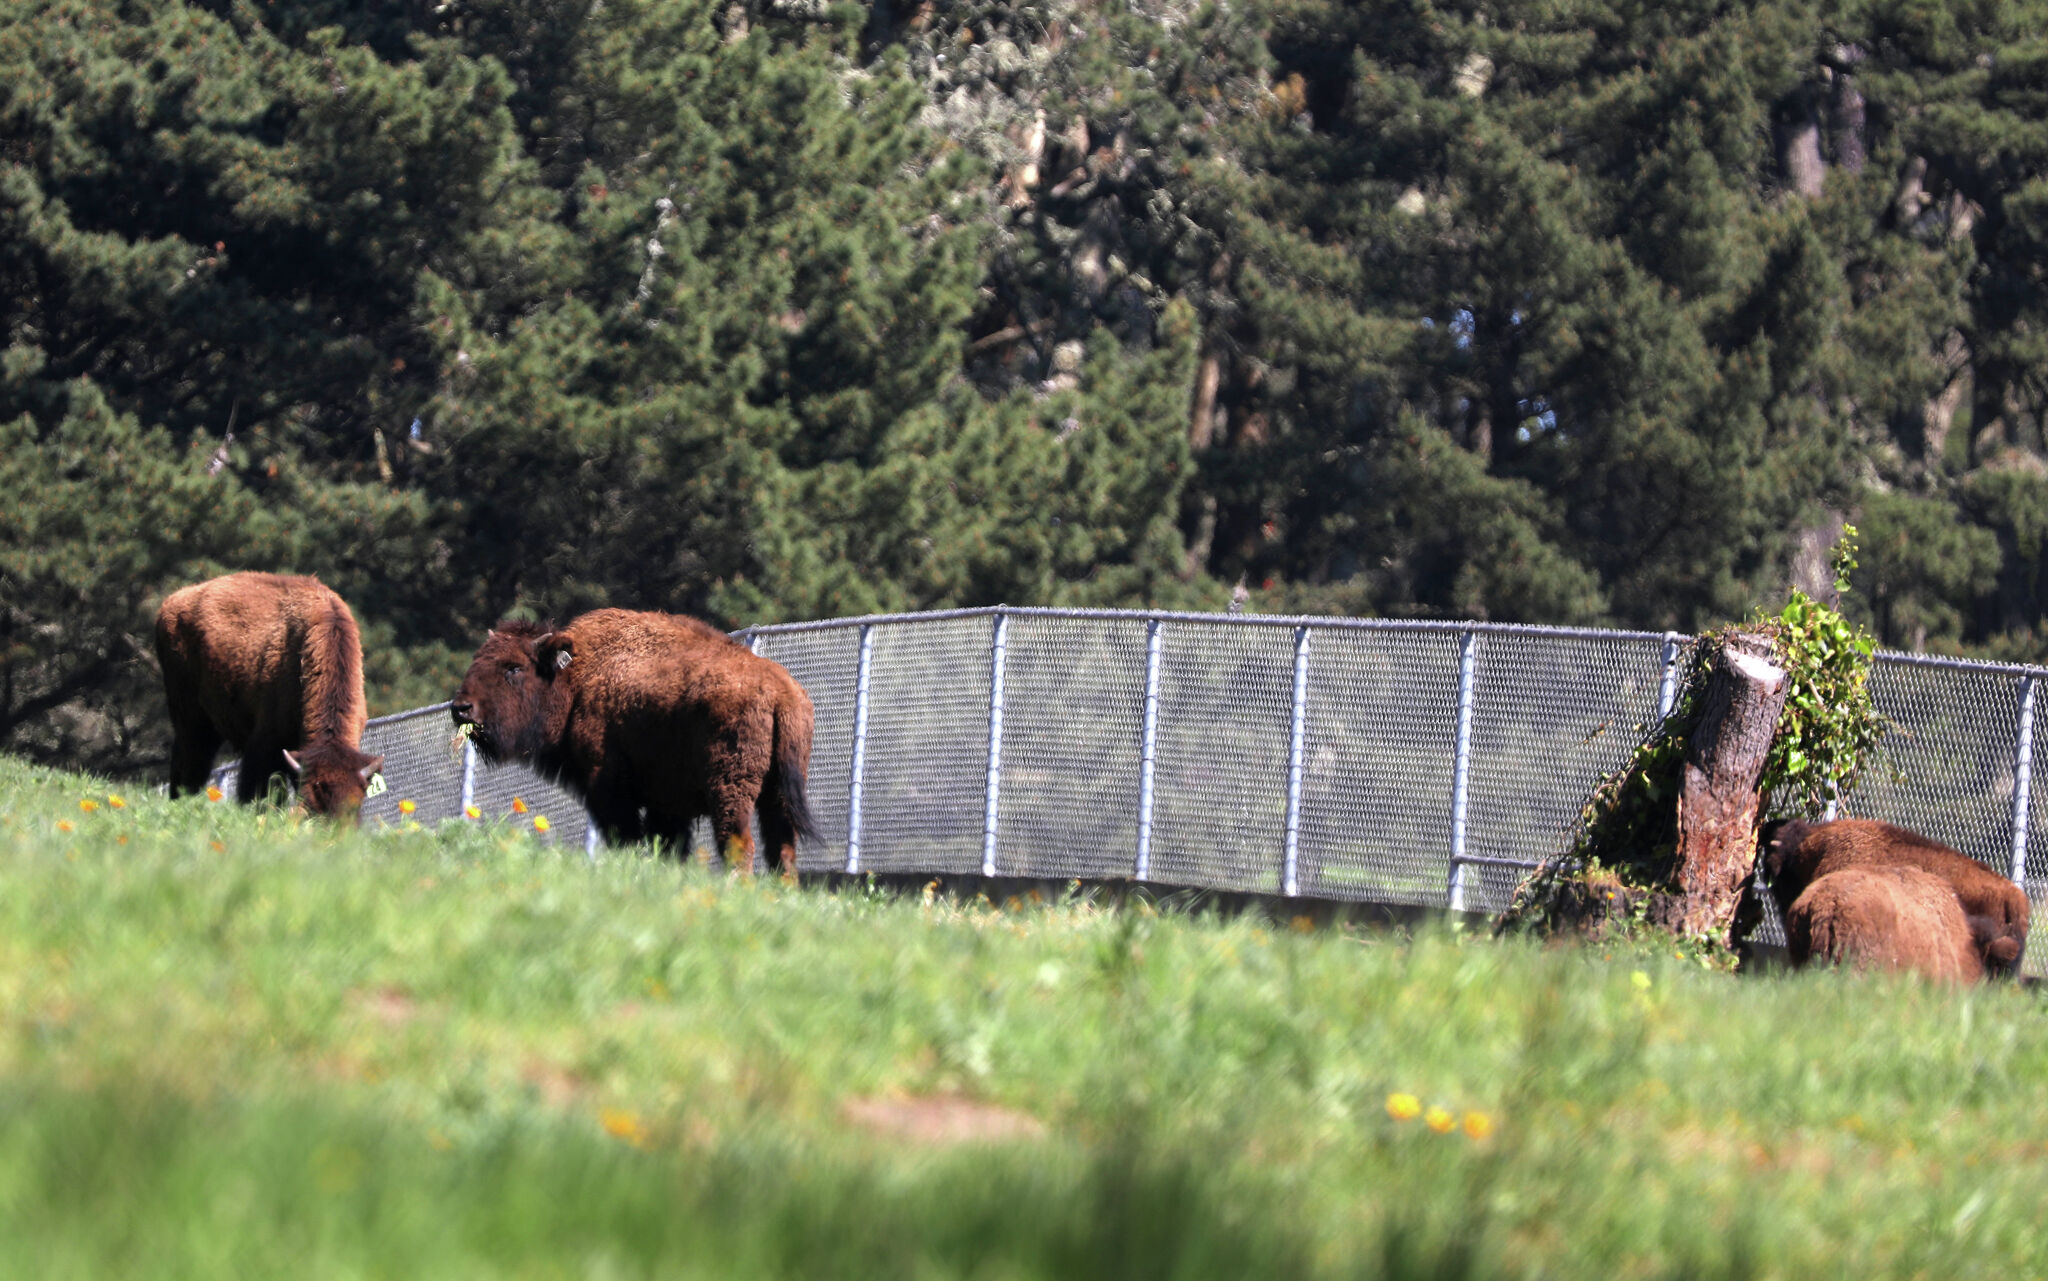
[1499,530,1887,959]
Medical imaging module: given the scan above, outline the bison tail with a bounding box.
[769,711,821,847]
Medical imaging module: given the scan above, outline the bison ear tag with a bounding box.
[554,650,573,671]
[364,772,388,799]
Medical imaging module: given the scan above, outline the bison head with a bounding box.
[1757,818,1814,884]
[451,620,573,764]
[283,742,385,823]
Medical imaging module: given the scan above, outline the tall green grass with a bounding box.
[4,755,2048,1277]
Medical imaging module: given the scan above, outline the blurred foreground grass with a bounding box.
[3,755,2048,1277]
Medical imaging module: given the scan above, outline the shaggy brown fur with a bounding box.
[451,610,817,874]
[154,573,384,820]
[1784,865,1987,983]
[1761,817,2030,977]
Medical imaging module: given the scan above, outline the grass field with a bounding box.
[4,756,2048,1278]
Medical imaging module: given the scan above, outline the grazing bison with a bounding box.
[154,572,385,821]
[1783,866,1988,983]
[1761,818,2029,977]
[451,610,817,874]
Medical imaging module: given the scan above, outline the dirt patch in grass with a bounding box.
[840,1094,1046,1145]
[349,986,419,1028]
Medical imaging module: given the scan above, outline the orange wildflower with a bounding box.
[511,797,528,814]
[599,1108,647,1147]
[1425,1107,1455,1134]
[1385,1093,1421,1122]
[532,815,552,834]
[205,786,224,803]
[464,805,482,820]
[398,799,417,816]
[107,795,126,809]
[78,799,98,813]
[56,820,74,833]
[1462,1112,1495,1140]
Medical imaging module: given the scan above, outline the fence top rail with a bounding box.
[367,700,452,729]
[742,605,1683,644]
[742,605,2048,681]
[1870,649,2048,680]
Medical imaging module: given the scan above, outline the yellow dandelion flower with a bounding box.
[205,785,224,802]
[532,815,552,834]
[512,797,528,814]
[464,805,482,820]
[1462,1112,1495,1140]
[1425,1107,1456,1134]
[78,799,98,813]
[56,820,74,833]
[107,795,126,809]
[398,799,417,816]
[1385,1093,1422,1121]
[599,1108,646,1146]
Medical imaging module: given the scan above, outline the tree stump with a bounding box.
[1673,631,1790,944]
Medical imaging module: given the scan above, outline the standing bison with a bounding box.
[155,572,385,821]
[451,610,817,874]
[1761,818,2030,978]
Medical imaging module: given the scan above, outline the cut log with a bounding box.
[1674,632,1790,943]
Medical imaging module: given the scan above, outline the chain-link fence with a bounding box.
[210,607,2048,970]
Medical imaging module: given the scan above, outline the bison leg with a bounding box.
[707,786,760,876]
[588,802,647,849]
[166,714,225,799]
[642,809,697,861]
[759,802,798,882]
[236,739,289,805]
[583,768,648,848]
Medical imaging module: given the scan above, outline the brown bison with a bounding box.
[1782,865,1991,983]
[451,610,817,873]
[1760,817,2030,977]
[154,572,385,820]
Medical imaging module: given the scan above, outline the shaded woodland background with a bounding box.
[7,0,2048,775]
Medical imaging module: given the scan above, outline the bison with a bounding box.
[1783,865,1990,983]
[1760,817,2029,977]
[154,572,385,821]
[451,610,817,874]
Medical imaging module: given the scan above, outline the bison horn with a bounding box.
[282,749,303,777]
[359,756,386,785]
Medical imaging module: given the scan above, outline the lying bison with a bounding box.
[1761,817,2029,977]
[452,610,816,873]
[1783,865,1992,983]
[155,572,385,820]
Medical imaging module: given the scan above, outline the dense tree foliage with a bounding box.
[6,0,2048,774]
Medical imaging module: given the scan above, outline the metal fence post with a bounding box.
[2012,673,2037,888]
[1282,625,1311,897]
[1657,632,1682,720]
[1447,629,1478,912]
[846,623,875,875]
[459,739,476,814]
[584,815,601,861]
[982,609,1009,878]
[1135,618,1163,881]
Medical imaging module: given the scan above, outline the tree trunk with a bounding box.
[1673,632,1790,945]
[1189,350,1221,450]
[1922,329,1970,465]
